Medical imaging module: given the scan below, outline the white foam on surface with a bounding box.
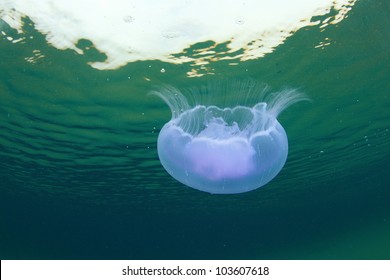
[0,0,356,74]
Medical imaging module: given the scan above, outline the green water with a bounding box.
[0,0,389,259]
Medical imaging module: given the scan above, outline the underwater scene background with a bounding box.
[0,0,389,259]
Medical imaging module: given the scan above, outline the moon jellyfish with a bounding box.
[152,81,307,194]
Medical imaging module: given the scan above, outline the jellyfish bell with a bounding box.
[152,81,307,194]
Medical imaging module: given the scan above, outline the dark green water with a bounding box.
[1,0,389,259]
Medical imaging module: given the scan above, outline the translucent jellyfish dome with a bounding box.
[152,81,307,194]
